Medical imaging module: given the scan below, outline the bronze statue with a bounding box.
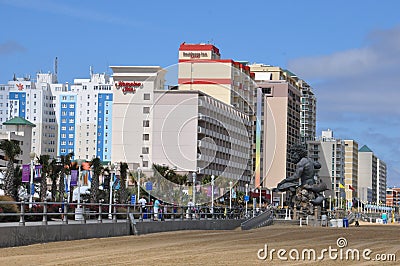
[275,143,327,215]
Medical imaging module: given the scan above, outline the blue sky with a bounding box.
[1,0,399,186]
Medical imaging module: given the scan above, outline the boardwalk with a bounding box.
[0,222,399,265]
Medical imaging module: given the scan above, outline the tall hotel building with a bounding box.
[357,145,387,204]
[110,65,165,171]
[307,129,345,200]
[344,140,358,202]
[0,70,114,161]
[249,64,301,190]
[176,43,254,190]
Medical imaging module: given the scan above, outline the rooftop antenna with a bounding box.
[54,57,58,75]
[90,65,93,76]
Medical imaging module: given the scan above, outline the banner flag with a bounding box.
[22,164,30,183]
[113,174,120,190]
[34,165,42,180]
[70,170,78,186]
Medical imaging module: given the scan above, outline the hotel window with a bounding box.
[142,147,149,154]
[61,133,66,138]
[61,126,66,131]
[62,104,67,108]
[70,96,74,100]
[143,107,150,114]
[69,104,74,108]
[143,161,149,167]
[144,93,150,100]
[143,120,150,127]
[62,96,67,100]
[143,134,149,141]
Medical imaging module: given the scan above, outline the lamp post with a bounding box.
[137,155,143,201]
[245,183,248,217]
[108,163,115,219]
[229,181,233,210]
[77,159,83,208]
[29,152,35,209]
[137,167,141,201]
[192,172,196,207]
[211,175,215,215]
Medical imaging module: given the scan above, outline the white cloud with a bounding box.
[288,25,400,185]
[288,26,400,80]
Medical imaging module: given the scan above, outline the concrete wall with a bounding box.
[0,223,130,248]
[0,219,244,248]
[134,219,244,235]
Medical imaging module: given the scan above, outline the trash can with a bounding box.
[337,219,343,228]
[321,215,327,227]
[343,217,349,228]
[330,219,337,227]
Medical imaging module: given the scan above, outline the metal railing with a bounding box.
[0,201,247,226]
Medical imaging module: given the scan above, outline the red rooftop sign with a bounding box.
[115,81,143,94]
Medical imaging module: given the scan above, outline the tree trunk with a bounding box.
[58,172,65,201]
[90,174,99,203]
[40,173,47,202]
[4,161,16,200]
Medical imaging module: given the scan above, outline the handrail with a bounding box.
[0,201,247,226]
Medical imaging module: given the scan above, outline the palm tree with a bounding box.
[118,162,129,203]
[58,152,73,201]
[37,155,50,202]
[90,157,103,203]
[49,158,60,202]
[0,140,21,200]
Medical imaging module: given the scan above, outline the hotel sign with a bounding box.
[115,81,143,94]
[182,52,208,59]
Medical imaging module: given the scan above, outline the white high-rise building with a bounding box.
[307,129,346,201]
[0,70,114,162]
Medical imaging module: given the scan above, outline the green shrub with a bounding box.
[0,195,19,222]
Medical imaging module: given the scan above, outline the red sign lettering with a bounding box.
[115,81,143,94]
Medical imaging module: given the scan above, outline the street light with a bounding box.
[192,172,196,207]
[245,183,248,217]
[229,181,233,210]
[108,163,115,219]
[137,155,143,201]
[211,175,215,214]
[29,151,35,209]
[77,159,84,208]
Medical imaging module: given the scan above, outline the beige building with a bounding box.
[152,90,252,191]
[249,64,301,190]
[110,65,166,172]
[344,140,358,202]
[0,117,35,167]
[178,43,254,116]
[358,145,387,204]
[358,145,377,203]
